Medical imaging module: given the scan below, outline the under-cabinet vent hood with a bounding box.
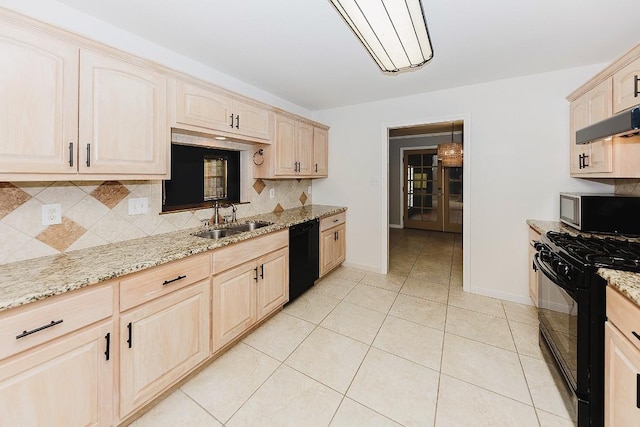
[576,106,640,144]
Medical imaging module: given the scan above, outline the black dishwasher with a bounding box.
[288,219,319,303]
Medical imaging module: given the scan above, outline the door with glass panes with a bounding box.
[403,149,462,233]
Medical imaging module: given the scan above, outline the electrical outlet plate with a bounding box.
[269,189,275,199]
[128,198,149,215]
[42,204,62,225]
[308,185,312,195]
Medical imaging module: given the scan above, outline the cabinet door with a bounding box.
[79,49,167,175]
[175,80,233,132]
[570,94,590,174]
[605,322,640,427]
[257,248,289,320]
[120,281,210,418]
[0,22,79,175]
[313,127,329,177]
[528,243,538,306]
[233,99,271,140]
[212,262,257,352]
[0,321,113,427]
[586,80,613,173]
[613,56,640,114]
[334,224,346,266]
[320,228,337,277]
[274,115,297,175]
[297,122,314,175]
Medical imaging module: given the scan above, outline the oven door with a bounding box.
[534,253,590,399]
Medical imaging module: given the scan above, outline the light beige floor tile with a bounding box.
[330,398,402,427]
[510,320,545,359]
[435,374,538,427]
[373,315,443,371]
[360,272,405,292]
[327,266,366,282]
[243,312,315,361]
[503,300,539,326]
[285,327,369,393]
[226,364,342,427]
[445,306,516,351]
[520,354,577,421]
[448,287,506,318]
[441,333,531,404]
[343,284,398,313]
[536,409,577,427]
[408,264,451,286]
[347,348,439,427]
[400,278,449,304]
[389,293,447,330]
[130,389,221,427]
[320,301,386,344]
[282,291,341,324]
[388,263,414,276]
[181,343,279,423]
[312,276,358,300]
[449,270,463,287]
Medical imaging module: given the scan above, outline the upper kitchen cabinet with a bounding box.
[170,78,272,142]
[568,42,640,178]
[253,112,330,179]
[0,9,169,181]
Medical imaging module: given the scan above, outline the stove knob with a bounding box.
[533,241,545,251]
[556,261,571,279]
[540,250,552,263]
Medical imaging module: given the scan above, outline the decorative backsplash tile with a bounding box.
[615,179,640,196]
[0,178,311,265]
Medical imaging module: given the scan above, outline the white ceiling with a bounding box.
[55,0,640,111]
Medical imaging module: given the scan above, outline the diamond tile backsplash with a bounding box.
[0,178,311,264]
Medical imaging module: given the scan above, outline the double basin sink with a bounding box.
[194,221,273,239]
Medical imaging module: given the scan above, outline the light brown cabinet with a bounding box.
[613,56,640,114]
[211,230,289,353]
[171,78,272,142]
[313,127,329,177]
[605,286,640,427]
[320,212,346,277]
[528,227,541,306]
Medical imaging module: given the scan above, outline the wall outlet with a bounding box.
[42,204,62,225]
[308,185,312,195]
[269,189,275,199]
[128,198,149,215]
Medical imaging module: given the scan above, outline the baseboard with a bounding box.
[389,224,402,229]
[464,285,534,306]
[342,261,383,274]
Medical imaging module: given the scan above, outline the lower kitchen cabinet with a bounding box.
[605,287,640,426]
[257,247,289,319]
[528,227,541,306]
[119,281,210,418]
[320,212,346,277]
[0,321,114,426]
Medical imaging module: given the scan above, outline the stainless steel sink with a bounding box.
[193,229,241,239]
[228,221,273,232]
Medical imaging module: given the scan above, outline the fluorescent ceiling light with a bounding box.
[329,0,433,73]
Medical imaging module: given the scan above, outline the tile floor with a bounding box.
[131,228,576,427]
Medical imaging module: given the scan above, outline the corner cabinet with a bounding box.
[212,230,289,353]
[568,43,640,178]
[320,212,346,277]
[253,113,329,179]
[605,287,640,427]
[0,11,168,181]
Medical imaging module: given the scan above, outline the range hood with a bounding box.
[576,106,640,144]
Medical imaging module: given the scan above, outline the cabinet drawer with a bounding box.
[212,229,288,274]
[120,253,210,311]
[0,283,113,361]
[528,227,541,246]
[320,212,346,232]
[607,286,640,353]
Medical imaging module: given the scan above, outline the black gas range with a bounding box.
[534,231,640,427]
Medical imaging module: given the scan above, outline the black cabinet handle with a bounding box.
[637,374,640,409]
[69,142,74,167]
[86,143,91,167]
[230,113,234,128]
[104,332,111,361]
[260,264,264,279]
[583,154,589,167]
[127,322,132,348]
[235,114,240,129]
[162,275,186,286]
[632,331,640,341]
[634,75,639,98]
[254,267,259,282]
[315,163,318,173]
[16,319,63,339]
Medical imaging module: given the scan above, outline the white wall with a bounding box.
[312,65,614,304]
[0,0,311,118]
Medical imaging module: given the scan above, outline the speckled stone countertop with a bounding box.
[0,205,346,313]
[527,219,640,307]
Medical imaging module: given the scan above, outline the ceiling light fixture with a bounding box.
[329,0,433,73]
[438,123,463,167]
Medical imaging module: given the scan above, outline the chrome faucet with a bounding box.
[211,201,236,226]
[212,201,221,226]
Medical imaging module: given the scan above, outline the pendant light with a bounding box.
[438,123,463,167]
[329,0,433,73]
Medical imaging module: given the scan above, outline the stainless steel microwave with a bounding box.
[560,193,640,235]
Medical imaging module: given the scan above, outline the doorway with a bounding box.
[403,149,463,232]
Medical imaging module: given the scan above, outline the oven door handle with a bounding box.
[533,253,577,298]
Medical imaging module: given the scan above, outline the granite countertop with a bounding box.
[0,205,346,313]
[527,219,640,307]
